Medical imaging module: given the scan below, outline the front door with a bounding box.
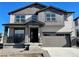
[30,28,39,43]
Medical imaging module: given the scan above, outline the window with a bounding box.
[15,15,25,23]
[45,12,56,22]
[15,30,24,35]
[14,28,25,37]
[14,28,25,43]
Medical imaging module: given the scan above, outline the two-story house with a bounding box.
[2,3,76,48]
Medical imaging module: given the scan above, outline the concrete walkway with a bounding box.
[42,47,79,57]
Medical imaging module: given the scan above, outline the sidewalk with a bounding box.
[42,47,79,57]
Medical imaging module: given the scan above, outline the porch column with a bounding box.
[3,26,8,43]
[28,27,30,43]
[9,27,14,43]
[25,27,29,43]
[39,27,42,43]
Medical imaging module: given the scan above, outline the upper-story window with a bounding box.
[15,15,25,23]
[45,12,56,22]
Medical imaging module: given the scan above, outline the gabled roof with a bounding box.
[26,20,45,26]
[35,6,74,15]
[8,2,47,15]
[74,17,79,21]
[8,2,75,15]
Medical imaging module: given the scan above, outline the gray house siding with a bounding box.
[37,11,67,47]
[75,19,79,37]
[38,11,64,26]
[13,7,40,15]
[41,26,64,32]
[10,7,40,23]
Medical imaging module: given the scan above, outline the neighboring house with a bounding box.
[0,33,3,48]
[74,17,79,37]
[74,17,79,46]
[2,3,76,48]
[0,33,2,43]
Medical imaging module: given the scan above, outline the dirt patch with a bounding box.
[0,48,44,57]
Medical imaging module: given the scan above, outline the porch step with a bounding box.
[24,43,42,51]
[25,43,42,46]
[29,46,42,52]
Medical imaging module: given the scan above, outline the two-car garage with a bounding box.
[41,32,71,47]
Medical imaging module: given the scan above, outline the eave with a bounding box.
[74,17,79,21]
[35,6,75,15]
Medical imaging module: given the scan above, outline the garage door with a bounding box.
[42,32,71,47]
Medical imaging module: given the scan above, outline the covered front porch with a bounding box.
[2,20,45,48]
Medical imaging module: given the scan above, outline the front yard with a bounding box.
[0,48,43,57]
[0,47,79,57]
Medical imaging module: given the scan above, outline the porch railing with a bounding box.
[3,35,25,43]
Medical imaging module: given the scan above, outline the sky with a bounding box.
[0,2,79,33]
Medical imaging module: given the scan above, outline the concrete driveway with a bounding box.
[42,47,79,57]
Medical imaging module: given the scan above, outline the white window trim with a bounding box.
[15,15,25,23]
[45,12,56,22]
